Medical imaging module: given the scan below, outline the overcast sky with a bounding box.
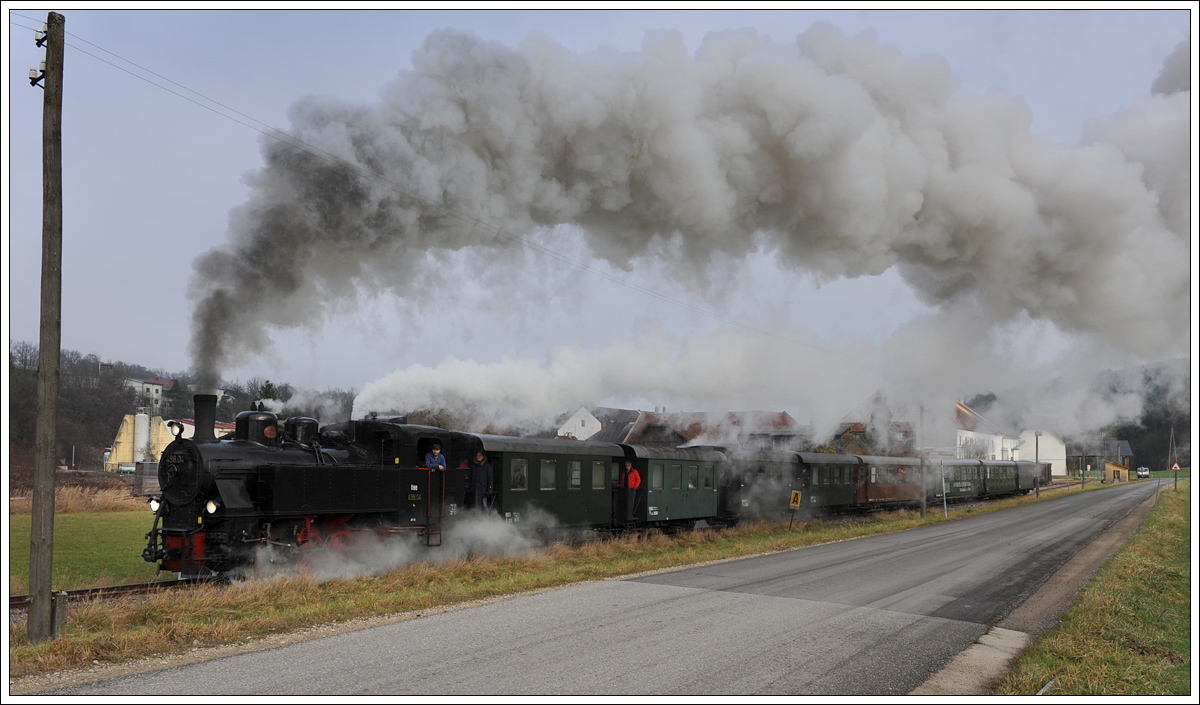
[4,7,1195,436]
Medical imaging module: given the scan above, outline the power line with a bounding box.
[9,14,839,354]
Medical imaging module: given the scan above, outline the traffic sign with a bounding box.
[1172,462,1181,471]
[790,490,802,509]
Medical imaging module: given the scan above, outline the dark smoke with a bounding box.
[189,25,1190,384]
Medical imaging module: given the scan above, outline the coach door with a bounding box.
[856,467,869,506]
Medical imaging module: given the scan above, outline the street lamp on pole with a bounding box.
[1034,430,1041,498]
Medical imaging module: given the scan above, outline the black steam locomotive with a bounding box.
[143,395,1047,576]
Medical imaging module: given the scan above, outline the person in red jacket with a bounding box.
[623,460,641,489]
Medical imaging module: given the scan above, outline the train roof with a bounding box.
[473,434,623,455]
[855,455,922,466]
[795,452,863,465]
[621,445,728,462]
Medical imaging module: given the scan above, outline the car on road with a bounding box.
[1136,467,1150,478]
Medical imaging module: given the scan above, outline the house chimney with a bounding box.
[194,394,218,441]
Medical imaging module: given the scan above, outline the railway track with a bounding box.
[10,577,224,611]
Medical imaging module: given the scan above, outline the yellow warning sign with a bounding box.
[790,490,802,509]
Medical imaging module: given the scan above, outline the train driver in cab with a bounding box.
[425,443,447,472]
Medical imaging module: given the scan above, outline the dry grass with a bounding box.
[8,487,145,515]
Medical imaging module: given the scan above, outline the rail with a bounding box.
[10,576,224,610]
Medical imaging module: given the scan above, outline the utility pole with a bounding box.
[919,404,926,518]
[29,11,65,645]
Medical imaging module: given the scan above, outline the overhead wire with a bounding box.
[11,13,839,354]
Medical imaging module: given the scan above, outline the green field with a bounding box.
[1147,469,1190,479]
[9,510,165,593]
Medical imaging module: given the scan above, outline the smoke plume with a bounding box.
[190,24,1190,401]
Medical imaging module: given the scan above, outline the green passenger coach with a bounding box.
[478,435,623,532]
[622,445,723,531]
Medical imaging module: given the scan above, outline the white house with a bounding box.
[1019,429,1068,477]
[955,403,1022,460]
[124,377,168,412]
[557,406,604,440]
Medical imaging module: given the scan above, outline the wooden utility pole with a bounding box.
[29,10,65,645]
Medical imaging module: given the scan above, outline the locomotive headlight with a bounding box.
[205,499,220,515]
[149,497,161,512]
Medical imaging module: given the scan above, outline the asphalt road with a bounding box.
[35,482,1158,695]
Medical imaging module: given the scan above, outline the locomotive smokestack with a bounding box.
[194,394,218,442]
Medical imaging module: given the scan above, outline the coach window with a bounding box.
[651,463,664,491]
[687,464,698,489]
[703,465,714,489]
[511,459,528,491]
[568,461,581,490]
[870,466,877,483]
[670,464,682,490]
[541,459,557,490]
[770,465,782,484]
[592,461,606,490]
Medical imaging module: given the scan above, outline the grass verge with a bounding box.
[6,480,1126,679]
[991,480,1191,695]
[9,511,166,594]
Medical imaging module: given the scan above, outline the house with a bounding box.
[124,377,173,412]
[555,407,808,448]
[956,402,1023,460]
[1018,430,1068,477]
[834,420,916,456]
[835,392,918,456]
[555,406,640,441]
[1067,439,1134,476]
[105,412,235,472]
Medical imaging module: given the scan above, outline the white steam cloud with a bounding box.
[236,514,550,584]
[353,323,880,436]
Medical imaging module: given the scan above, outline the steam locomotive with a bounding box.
[143,395,1048,576]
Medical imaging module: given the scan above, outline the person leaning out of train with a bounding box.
[623,460,641,489]
[467,451,494,512]
[424,443,447,472]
